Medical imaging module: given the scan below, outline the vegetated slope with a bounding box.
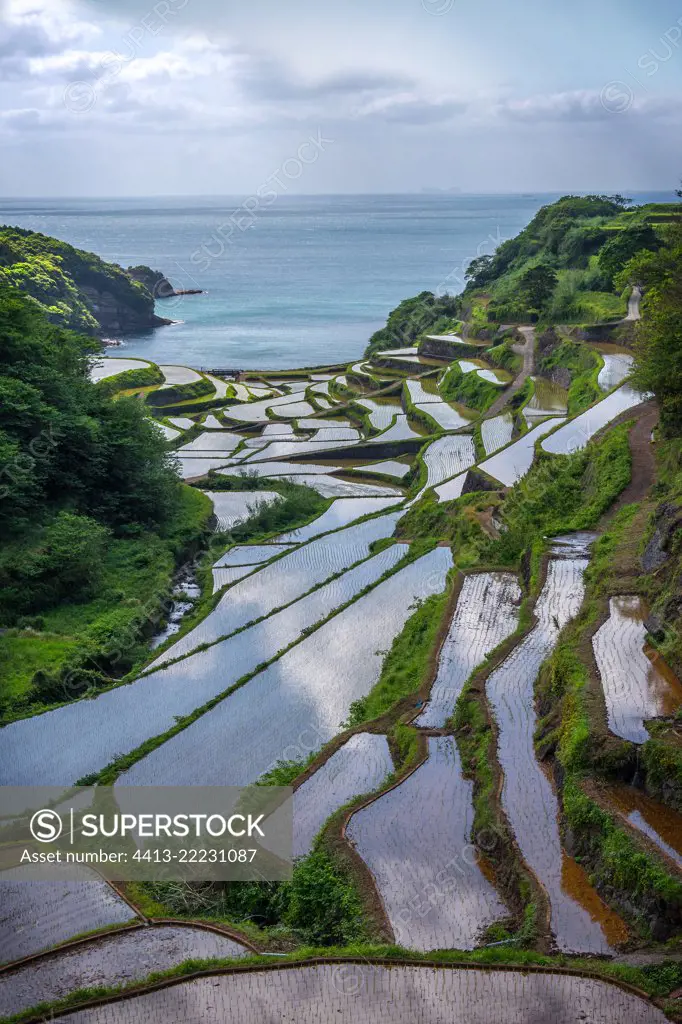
[0,286,212,721]
[0,226,168,334]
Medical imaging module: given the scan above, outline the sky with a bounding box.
[1,0,681,196]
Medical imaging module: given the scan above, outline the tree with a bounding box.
[598,225,661,286]
[617,225,682,435]
[519,264,558,311]
[464,255,494,288]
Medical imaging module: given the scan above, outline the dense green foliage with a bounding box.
[365,291,461,356]
[439,362,504,412]
[0,226,156,334]
[200,472,329,540]
[0,287,212,717]
[622,223,682,434]
[536,335,602,412]
[146,377,215,406]
[95,364,164,396]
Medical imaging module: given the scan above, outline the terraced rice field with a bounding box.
[168,416,195,430]
[0,547,405,786]
[481,413,514,455]
[0,926,249,1018]
[541,386,644,455]
[158,364,202,386]
[223,392,307,423]
[374,414,422,441]
[357,398,401,431]
[214,544,294,566]
[48,964,669,1023]
[593,596,682,744]
[352,460,411,479]
[480,418,564,486]
[179,431,242,453]
[417,400,472,431]
[151,514,403,667]
[406,379,440,404]
[177,456,238,479]
[415,572,522,727]
[276,498,400,543]
[0,869,137,964]
[523,378,568,419]
[310,426,361,442]
[203,490,282,531]
[211,565,255,592]
[292,733,393,858]
[89,357,151,382]
[270,400,316,418]
[202,413,224,428]
[606,785,682,869]
[348,736,507,950]
[280,474,402,498]
[120,548,452,786]
[246,438,358,461]
[422,435,476,490]
[486,551,622,953]
[434,472,467,502]
[202,374,231,399]
[597,349,634,391]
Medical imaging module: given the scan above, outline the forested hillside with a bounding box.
[0,287,211,720]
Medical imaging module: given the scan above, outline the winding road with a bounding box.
[485,325,535,417]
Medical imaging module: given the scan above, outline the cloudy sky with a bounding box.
[1,0,681,195]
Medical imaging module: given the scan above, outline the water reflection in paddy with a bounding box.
[0,546,403,786]
[347,736,507,951]
[120,549,453,787]
[51,963,669,1023]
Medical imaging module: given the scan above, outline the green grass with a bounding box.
[440,362,505,413]
[536,336,602,414]
[0,486,213,722]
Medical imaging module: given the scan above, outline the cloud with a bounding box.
[496,88,682,123]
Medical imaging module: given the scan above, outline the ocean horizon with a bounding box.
[1,191,674,369]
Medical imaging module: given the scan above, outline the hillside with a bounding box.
[0,226,172,335]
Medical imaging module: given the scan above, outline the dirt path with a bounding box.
[485,326,535,417]
[603,400,658,519]
[625,286,642,322]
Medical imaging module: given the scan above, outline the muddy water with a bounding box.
[481,413,514,455]
[487,555,617,953]
[151,513,402,667]
[593,596,682,744]
[0,868,136,964]
[415,573,522,728]
[524,378,569,419]
[347,737,507,951]
[293,733,393,858]
[51,961,670,1023]
[119,549,453,787]
[480,418,564,487]
[0,547,405,787]
[541,385,644,455]
[0,925,249,1017]
[607,785,682,869]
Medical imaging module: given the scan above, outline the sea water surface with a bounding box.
[1,193,670,368]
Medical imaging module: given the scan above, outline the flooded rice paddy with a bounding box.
[168,416,195,430]
[212,565,256,592]
[357,398,401,431]
[0,869,137,964]
[276,498,400,543]
[434,472,467,502]
[481,413,514,455]
[180,432,242,456]
[373,415,422,441]
[541,386,644,455]
[151,513,403,665]
[279,474,402,499]
[597,349,634,392]
[347,736,507,951]
[177,456,238,479]
[422,435,477,490]
[592,596,682,744]
[417,401,473,431]
[203,491,282,531]
[415,573,522,728]
[487,552,621,953]
[154,422,180,441]
[214,543,295,566]
[0,548,404,786]
[352,460,411,479]
[293,733,394,858]
[158,365,201,387]
[406,380,440,405]
[50,964,668,1023]
[270,400,317,418]
[606,784,682,869]
[523,379,569,420]
[0,925,248,1017]
[480,418,564,486]
[89,357,150,383]
[120,549,453,787]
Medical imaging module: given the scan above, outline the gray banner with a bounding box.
[0,786,293,881]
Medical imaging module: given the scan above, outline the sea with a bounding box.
[0,192,673,370]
